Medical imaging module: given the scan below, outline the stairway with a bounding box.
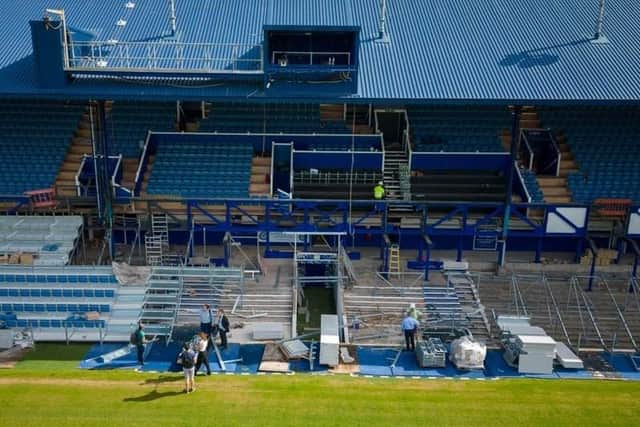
[249,156,271,197]
[383,150,408,201]
[104,286,145,341]
[501,108,579,204]
[120,158,139,190]
[54,105,92,196]
[175,267,244,324]
[138,267,182,339]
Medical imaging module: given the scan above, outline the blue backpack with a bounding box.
[180,350,195,369]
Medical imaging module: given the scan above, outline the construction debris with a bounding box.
[238,313,268,319]
[340,347,355,364]
[280,339,309,359]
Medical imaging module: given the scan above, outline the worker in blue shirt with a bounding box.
[401,314,420,351]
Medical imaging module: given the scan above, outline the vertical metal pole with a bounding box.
[588,254,596,292]
[378,0,388,40]
[424,240,430,282]
[594,0,606,40]
[168,0,177,37]
[498,106,522,267]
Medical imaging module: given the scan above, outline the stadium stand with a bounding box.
[0,101,84,195]
[407,106,510,152]
[199,103,350,134]
[0,216,83,266]
[540,108,640,204]
[293,169,382,199]
[146,141,254,198]
[108,102,176,158]
[410,170,506,202]
[0,266,117,334]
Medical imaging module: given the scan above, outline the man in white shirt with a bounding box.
[194,332,211,375]
[199,304,213,336]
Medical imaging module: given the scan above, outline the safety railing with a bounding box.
[519,129,535,170]
[67,41,263,74]
[510,274,529,317]
[270,50,351,67]
[569,275,608,351]
[541,273,571,347]
[598,275,638,351]
[133,131,153,197]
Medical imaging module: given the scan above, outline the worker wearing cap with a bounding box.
[406,302,422,321]
[373,181,385,200]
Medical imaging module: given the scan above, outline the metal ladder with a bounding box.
[388,244,401,276]
[144,235,163,266]
[151,213,169,248]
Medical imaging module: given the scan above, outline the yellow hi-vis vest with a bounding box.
[373,184,385,200]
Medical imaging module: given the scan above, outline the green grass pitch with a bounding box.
[0,344,639,426]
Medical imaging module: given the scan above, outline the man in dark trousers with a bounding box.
[216,308,230,350]
[132,322,146,365]
[401,313,420,351]
[199,304,213,336]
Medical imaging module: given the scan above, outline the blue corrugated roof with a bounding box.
[0,0,639,103]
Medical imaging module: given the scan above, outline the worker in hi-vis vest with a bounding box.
[373,181,385,200]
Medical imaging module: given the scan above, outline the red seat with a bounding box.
[593,198,632,218]
[24,188,58,209]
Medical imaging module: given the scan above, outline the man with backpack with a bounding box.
[130,323,146,366]
[177,342,197,393]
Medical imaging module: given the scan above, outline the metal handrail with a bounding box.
[548,131,562,177]
[569,275,608,350]
[542,274,571,347]
[514,161,531,204]
[271,50,352,66]
[510,274,528,317]
[67,41,263,74]
[519,129,535,170]
[599,276,638,351]
[133,131,152,196]
[75,155,88,197]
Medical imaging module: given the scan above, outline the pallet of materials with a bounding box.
[415,338,447,368]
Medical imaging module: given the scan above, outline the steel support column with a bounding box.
[89,100,114,259]
[498,106,522,267]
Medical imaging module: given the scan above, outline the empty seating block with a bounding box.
[0,266,117,331]
[540,107,640,204]
[411,170,506,202]
[0,216,83,266]
[109,101,176,158]
[147,141,254,198]
[293,169,382,199]
[0,101,84,194]
[199,103,349,134]
[408,106,510,152]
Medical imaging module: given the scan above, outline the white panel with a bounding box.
[556,207,587,228]
[320,314,339,367]
[628,210,640,235]
[545,207,587,235]
[546,213,575,234]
